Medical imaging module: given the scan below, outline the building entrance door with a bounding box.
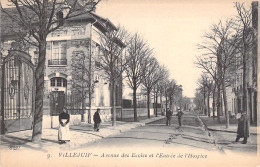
[50,91,66,116]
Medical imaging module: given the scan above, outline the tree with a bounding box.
[181,97,191,111]
[141,56,164,118]
[165,79,181,110]
[198,73,213,117]
[71,50,95,123]
[1,0,100,142]
[174,85,183,110]
[154,66,169,116]
[194,89,204,113]
[98,26,127,126]
[234,2,255,115]
[196,19,240,128]
[125,33,150,121]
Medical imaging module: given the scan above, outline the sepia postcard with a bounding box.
[0,0,259,166]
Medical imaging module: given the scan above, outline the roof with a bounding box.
[67,11,118,32]
[1,4,118,41]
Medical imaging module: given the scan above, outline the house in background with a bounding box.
[0,5,124,132]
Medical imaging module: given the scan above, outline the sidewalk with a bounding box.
[198,115,258,152]
[199,115,258,135]
[0,116,164,151]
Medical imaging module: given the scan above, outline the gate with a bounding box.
[50,91,66,116]
[1,51,35,133]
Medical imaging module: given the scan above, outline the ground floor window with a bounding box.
[50,77,67,87]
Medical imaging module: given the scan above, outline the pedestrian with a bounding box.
[58,108,70,144]
[93,108,101,132]
[176,108,184,127]
[166,108,172,126]
[235,112,249,144]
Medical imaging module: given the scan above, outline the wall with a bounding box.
[117,108,158,119]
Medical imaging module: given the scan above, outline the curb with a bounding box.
[196,114,225,153]
[205,128,258,135]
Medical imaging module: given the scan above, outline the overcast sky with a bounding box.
[1,0,252,97]
[96,0,249,97]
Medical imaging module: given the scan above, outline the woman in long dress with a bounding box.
[58,109,70,144]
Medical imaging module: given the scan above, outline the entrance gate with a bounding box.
[1,51,35,133]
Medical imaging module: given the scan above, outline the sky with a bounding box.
[1,0,252,97]
[95,0,247,97]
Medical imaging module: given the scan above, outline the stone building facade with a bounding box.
[1,7,123,131]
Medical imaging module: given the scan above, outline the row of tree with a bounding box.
[98,30,186,122]
[1,0,188,142]
[194,2,257,128]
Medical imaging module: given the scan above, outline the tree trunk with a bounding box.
[133,84,137,121]
[88,99,92,124]
[212,85,216,120]
[155,92,158,117]
[216,82,221,123]
[203,87,206,115]
[81,94,85,122]
[147,90,151,118]
[222,76,229,128]
[111,80,116,126]
[88,32,92,124]
[242,33,247,113]
[32,41,46,143]
[207,89,210,117]
[165,90,168,110]
[160,92,163,115]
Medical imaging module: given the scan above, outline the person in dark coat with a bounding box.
[166,108,172,126]
[58,109,70,144]
[235,112,249,144]
[176,109,184,127]
[93,108,101,132]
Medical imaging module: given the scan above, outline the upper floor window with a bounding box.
[52,41,66,59]
[49,41,67,65]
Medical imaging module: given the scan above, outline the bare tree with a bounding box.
[198,73,214,117]
[234,2,254,115]
[154,66,169,116]
[196,19,240,128]
[165,79,180,110]
[1,0,100,142]
[70,50,95,123]
[125,33,150,121]
[141,56,164,118]
[98,26,127,126]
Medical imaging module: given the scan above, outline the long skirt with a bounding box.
[58,121,70,141]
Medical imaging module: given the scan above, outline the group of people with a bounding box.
[57,106,250,145]
[58,108,101,144]
[165,108,184,127]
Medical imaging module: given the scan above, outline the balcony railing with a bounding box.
[48,59,67,66]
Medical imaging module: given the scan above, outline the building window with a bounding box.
[49,41,67,65]
[51,78,55,87]
[50,77,67,87]
[57,78,62,87]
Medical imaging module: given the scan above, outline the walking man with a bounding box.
[235,112,249,144]
[166,108,172,126]
[93,108,101,132]
[176,108,184,127]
